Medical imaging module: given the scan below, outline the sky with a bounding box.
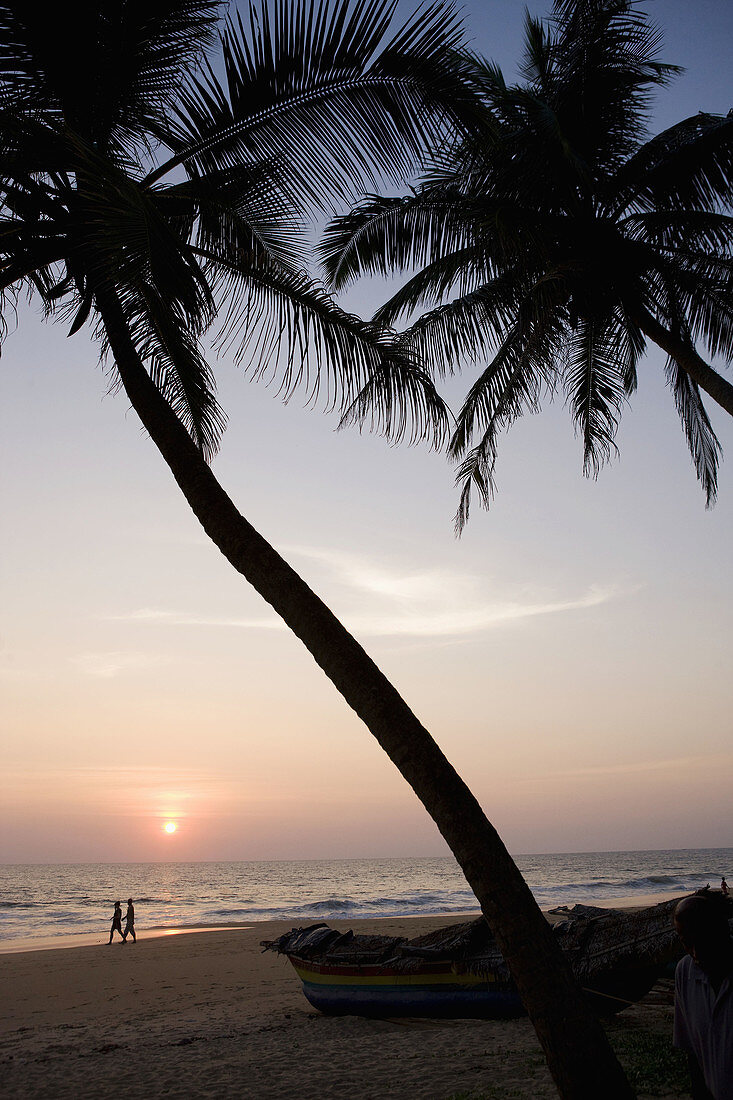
[1,0,732,864]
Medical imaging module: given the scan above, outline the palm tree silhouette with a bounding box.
[1,2,634,1095]
[322,0,733,529]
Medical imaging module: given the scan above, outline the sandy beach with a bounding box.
[0,911,685,1100]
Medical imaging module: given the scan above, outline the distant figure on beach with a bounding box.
[673,892,733,1099]
[722,877,729,897]
[108,900,123,944]
[122,898,136,943]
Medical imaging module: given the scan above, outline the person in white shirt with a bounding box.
[673,892,733,1100]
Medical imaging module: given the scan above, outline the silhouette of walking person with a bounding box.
[122,898,136,943]
[108,900,123,944]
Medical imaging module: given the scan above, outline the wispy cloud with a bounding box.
[284,545,453,602]
[524,752,733,782]
[108,547,626,639]
[0,763,246,817]
[113,608,283,630]
[352,585,614,636]
[71,651,170,678]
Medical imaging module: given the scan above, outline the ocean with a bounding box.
[1,848,730,943]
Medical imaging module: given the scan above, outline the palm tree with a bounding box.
[322,0,733,529]
[0,2,635,1096]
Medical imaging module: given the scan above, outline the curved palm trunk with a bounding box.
[632,305,733,417]
[97,287,635,1100]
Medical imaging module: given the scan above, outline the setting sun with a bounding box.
[163,822,177,834]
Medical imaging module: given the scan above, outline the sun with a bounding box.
[163,821,177,834]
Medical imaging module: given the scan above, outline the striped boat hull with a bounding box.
[289,956,524,1018]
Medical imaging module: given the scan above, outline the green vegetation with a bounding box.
[608,1028,689,1095]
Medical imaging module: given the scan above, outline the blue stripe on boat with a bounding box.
[299,979,524,1018]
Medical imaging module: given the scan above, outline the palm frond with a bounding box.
[664,355,721,505]
[188,243,447,445]
[520,11,555,93]
[0,0,222,155]
[165,159,308,272]
[339,348,450,448]
[0,223,68,294]
[125,281,226,459]
[79,163,214,335]
[563,315,628,476]
[450,316,564,531]
[53,138,227,455]
[320,189,474,290]
[621,210,733,254]
[644,249,733,363]
[372,246,490,331]
[617,113,733,214]
[148,0,473,209]
[549,0,679,174]
[678,257,733,361]
[392,271,525,374]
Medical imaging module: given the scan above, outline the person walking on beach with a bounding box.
[722,877,729,897]
[121,898,136,943]
[108,900,124,944]
[673,892,733,1099]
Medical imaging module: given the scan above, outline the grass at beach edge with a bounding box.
[445,1023,690,1099]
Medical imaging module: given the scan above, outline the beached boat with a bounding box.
[263,898,684,1018]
